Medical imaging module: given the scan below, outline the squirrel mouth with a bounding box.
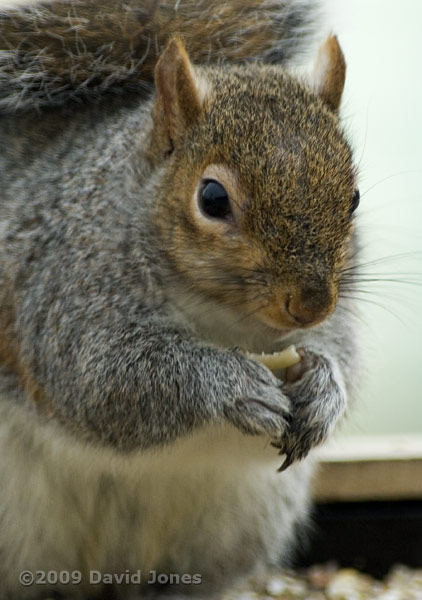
[260,321,297,339]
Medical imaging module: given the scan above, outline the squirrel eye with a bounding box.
[199,180,232,220]
[351,189,360,214]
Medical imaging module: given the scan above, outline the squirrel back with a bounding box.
[0,0,319,112]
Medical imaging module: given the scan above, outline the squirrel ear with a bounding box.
[152,37,208,154]
[307,36,346,112]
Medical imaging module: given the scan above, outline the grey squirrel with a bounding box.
[0,0,359,598]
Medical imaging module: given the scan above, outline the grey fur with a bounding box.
[1,101,291,451]
[0,1,359,598]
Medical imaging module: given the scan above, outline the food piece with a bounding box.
[248,345,301,371]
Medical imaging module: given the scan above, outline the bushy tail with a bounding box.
[0,0,319,112]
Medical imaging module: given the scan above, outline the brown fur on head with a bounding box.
[150,36,357,334]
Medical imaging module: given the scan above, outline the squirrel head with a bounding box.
[149,37,358,335]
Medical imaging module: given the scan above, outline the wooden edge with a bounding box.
[314,435,422,502]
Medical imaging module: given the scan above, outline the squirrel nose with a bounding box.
[285,285,335,326]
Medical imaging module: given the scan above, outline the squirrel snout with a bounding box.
[257,283,337,331]
[285,285,336,327]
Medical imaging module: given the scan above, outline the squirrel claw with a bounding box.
[277,453,294,472]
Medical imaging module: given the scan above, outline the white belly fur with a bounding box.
[0,388,315,597]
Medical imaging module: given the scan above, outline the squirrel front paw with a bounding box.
[275,350,347,471]
[222,354,291,439]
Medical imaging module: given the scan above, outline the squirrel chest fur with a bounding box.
[0,1,359,598]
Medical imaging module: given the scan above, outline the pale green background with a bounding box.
[323,0,422,436]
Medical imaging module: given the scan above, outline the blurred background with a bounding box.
[322,0,422,437]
